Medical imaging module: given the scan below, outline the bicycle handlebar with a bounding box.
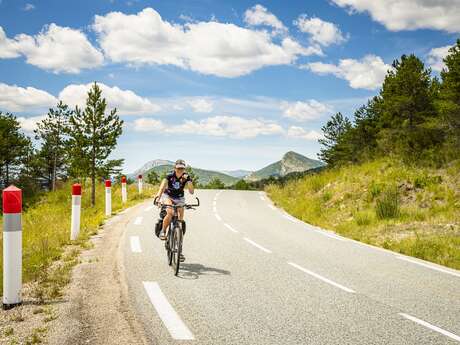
[154,196,200,209]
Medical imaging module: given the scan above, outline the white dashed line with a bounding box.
[213,200,216,206]
[243,238,272,253]
[399,313,460,342]
[215,214,222,221]
[130,236,142,253]
[287,262,355,293]
[134,216,143,225]
[396,256,460,278]
[143,282,194,340]
[223,223,238,233]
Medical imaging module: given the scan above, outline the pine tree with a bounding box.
[68,83,123,206]
[438,39,460,157]
[34,101,72,190]
[318,112,352,165]
[0,112,32,188]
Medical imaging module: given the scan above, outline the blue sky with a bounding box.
[0,0,458,172]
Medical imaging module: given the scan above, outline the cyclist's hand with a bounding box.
[181,173,190,182]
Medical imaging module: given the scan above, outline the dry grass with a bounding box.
[267,158,460,269]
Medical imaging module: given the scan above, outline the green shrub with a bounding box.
[354,211,374,226]
[368,182,382,200]
[376,187,400,219]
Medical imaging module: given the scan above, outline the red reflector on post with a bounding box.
[72,184,82,196]
[105,180,111,187]
[2,185,22,214]
[138,174,142,179]
[121,176,127,183]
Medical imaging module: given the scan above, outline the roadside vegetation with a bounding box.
[268,41,460,270]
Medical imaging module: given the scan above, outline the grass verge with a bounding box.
[266,158,460,270]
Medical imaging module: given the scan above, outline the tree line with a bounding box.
[0,83,123,207]
[319,40,460,167]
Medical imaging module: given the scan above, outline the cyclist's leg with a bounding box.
[161,196,173,240]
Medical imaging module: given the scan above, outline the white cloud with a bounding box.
[93,7,321,78]
[306,55,391,90]
[133,115,284,139]
[427,45,452,72]
[244,4,287,35]
[0,27,20,58]
[287,126,324,141]
[13,24,103,73]
[18,115,45,133]
[295,15,347,46]
[331,0,460,33]
[23,3,35,11]
[0,83,57,112]
[281,100,332,122]
[59,83,161,115]
[188,98,213,113]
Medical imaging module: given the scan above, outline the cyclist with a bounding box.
[154,159,194,260]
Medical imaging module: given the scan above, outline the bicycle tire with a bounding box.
[167,227,173,266]
[172,225,182,276]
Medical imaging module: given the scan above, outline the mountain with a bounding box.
[220,169,252,178]
[131,159,174,178]
[245,151,325,182]
[131,161,239,186]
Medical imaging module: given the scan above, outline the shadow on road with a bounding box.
[179,263,231,280]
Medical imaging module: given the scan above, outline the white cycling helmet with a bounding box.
[175,159,186,169]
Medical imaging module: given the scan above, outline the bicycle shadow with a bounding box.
[179,263,231,280]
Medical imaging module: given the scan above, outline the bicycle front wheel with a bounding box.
[171,225,183,276]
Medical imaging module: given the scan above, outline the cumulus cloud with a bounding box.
[59,83,161,115]
[295,15,347,46]
[287,126,324,140]
[427,45,452,72]
[0,27,20,58]
[13,24,104,73]
[0,83,57,112]
[306,55,391,90]
[188,98,213,113]
[331,0,460,33]
[92,7,321,77]
[23,3,35,11]
[18,115,45,133]
[281,100,332,122]
[244,4,287,35]
[133,115,284,139]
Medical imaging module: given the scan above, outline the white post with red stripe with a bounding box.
[138,174,143,195]
[105,180,112,216]
[70,184,82,241]
[2,185,22,309]
[121,176,127,203]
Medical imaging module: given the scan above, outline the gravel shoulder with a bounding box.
[46,203,149,345]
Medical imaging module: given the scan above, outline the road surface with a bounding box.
[121,190,460,344]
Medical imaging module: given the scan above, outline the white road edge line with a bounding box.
[287,262,355,293]
[215,214,222,221]
[399,313,460,342]
[244,238,272,253]
[396,256,460,278]
[142,282,194,340]
[268,204,276,210]
[134,216,143,225]
[223,223,238,233]
[260,196,266,201]
[144,205,154,212]
[130,236,142,253]
[283,214,297,222]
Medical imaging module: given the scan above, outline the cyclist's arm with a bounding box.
[155,178,168,199]
[187,180,194,195]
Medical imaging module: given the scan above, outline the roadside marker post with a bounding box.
[121,176,127,203]
[105,180,112,216]
[70,184,82,241]
[138,174,143,195]
[2,186,23,309]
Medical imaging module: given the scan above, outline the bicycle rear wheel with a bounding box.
[171,225,183,276]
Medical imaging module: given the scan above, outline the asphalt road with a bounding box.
[121,190,460,345]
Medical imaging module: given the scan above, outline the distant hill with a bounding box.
[245,151,324,182]
[220,169,252,178]
[131,160,239,186]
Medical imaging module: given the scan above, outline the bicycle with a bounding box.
[154,196,200,276]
